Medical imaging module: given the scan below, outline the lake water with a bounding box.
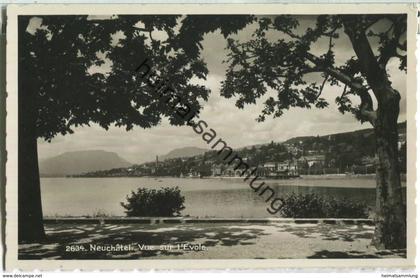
[40,176,406,218]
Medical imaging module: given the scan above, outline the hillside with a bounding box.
[284,121,406,144]
[78,122,407,177]
[160,147,208,160]
[39,150,132,176]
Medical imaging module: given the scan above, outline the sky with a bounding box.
[35,15,407,164]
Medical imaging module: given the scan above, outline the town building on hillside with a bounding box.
[187,169,200,177]
[277,162,289,172]
[284,143,300,155]
[263,162,277,171]
[211,164,223,176]
[223,164,236,177]
[259,162,276,177]
[361,155,376,167]
[298,154,326,168]
[258,160,299,177]
[281,160,299,176]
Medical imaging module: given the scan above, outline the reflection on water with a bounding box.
[40,177,406,218]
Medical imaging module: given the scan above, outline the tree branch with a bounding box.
[358,89,377,126]
[318,74,329,98]
[305,52,377,126]
[305,52,366,92]
[341,15,394,101]
[341,84,347,98]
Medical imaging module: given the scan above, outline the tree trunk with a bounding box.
[372,90,406,250]
[18,16,46,243]
[18,111,46,243]
[341,18,406,250]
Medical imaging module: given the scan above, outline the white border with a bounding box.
[5,3,417,270]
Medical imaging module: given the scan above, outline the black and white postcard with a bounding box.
[4,3,417,270]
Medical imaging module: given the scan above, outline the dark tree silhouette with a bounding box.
[216,15,407,249]
[18,15,251,243]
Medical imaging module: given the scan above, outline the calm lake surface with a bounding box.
[40,176,406,218]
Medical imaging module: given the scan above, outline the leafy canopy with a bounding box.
[22,14,406,141]
[219,15,407,125]
[21,15,252,140]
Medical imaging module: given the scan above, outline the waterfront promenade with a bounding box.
[19,220,405,260]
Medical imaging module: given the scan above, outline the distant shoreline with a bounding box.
[41,173,407,182]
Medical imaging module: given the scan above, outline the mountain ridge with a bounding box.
[159,146,208,160]
[39,150,132,176]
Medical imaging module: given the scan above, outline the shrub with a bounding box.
[121,186,185,217]
[278,193,369,218]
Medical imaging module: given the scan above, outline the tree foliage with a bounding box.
[22,15,252,140]
[279,193,369,218]
[220,15,406,125]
